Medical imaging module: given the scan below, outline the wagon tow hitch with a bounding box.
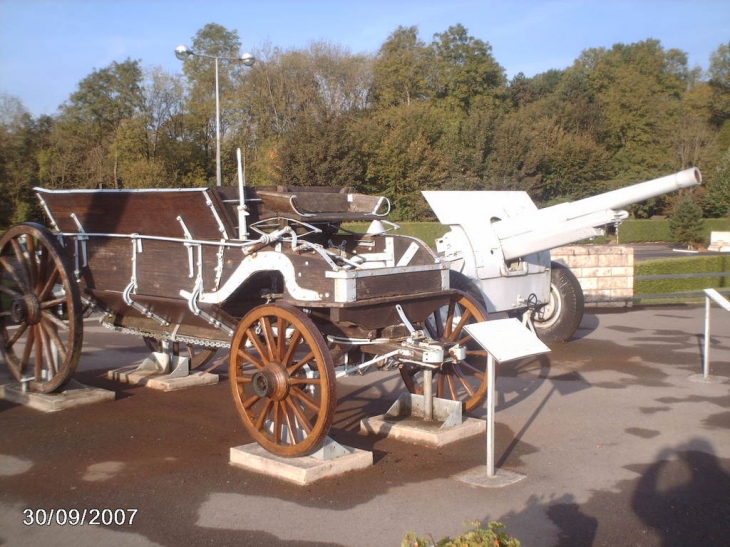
[394,305,465,421]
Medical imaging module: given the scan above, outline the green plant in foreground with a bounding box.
[402,521,521,547]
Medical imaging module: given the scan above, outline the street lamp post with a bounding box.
[175,45,255,186]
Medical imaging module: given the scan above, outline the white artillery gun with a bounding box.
[423,167,702,342]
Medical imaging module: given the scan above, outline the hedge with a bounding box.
[634,255,730,296]
[617,218,730,244]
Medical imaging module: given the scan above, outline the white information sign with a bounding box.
[463,318,551,479]
[465,318,550,363]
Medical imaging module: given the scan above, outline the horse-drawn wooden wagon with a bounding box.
[1,183,488,457]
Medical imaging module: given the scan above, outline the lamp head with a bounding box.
[241,52,255,67]
[175,45,193,61]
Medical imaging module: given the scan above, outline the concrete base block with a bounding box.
[230,442,372,485]
[688,373,729,384]
[453,465,527,488]
[107,365,218,391]
[360,414,484,447]
[0,379,115,412]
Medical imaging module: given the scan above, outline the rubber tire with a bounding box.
[533,262,584,343]
[449,270,486,308]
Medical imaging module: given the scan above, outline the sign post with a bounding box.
[457,318,550,486]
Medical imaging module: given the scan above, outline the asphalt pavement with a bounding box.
[1,304,729,546]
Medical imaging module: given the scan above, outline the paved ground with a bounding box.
[1,304,729,546]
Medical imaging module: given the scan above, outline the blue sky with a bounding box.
[1,0,728,117]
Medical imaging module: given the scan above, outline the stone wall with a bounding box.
[551,245,634,308]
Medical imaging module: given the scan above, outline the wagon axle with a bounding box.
[251,363,291,400]
[10,294,42,325]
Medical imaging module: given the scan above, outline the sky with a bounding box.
[0,0,728,117]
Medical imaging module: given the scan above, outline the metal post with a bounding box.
[214,57,221,187]
[704,294,711,378]
[423,368,433,421]
[486,353,496,477]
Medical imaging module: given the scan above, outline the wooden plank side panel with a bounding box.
[38,189,232,240]
[81,237,134,293]
[355,270,443,300]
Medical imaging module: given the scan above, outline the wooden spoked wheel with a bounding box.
[143,336,218,370]
[229,303,336,457]
[0,223,83,393]
[399,290,489,412]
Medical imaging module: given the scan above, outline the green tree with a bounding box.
[274,114,363,187]
[669,198,705,248]
[584,40,688,176]
[358,103,448,220]
[52,58,146,188]
[0,94,55,228]
[702,147,730,217]
[370,26,431,108]
[708,42,730,129]
[430,24,506,112]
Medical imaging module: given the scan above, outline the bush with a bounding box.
[669,199,705,249]
[402,521,521,547]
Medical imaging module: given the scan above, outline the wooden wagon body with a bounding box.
[1,184,489,456]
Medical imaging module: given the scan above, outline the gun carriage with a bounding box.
[0,184,488,457]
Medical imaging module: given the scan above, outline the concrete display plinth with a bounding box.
[453,465,527,488]
[360,414,484,447]
[360,393,484,447]
[230,441,372,485]
[107,365,218,391]
[688,373,729,384]
[0,379,115,412]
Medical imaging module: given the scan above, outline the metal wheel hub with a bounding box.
[11,294,42,325]
[535,286,558,322]
[251,362,290,400]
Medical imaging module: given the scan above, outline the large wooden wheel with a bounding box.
[229,303,336,457]
[0,223,83,393]
[143,336,218,370]
[399,290,489,412]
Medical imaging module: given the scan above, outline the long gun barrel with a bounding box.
[494,168,701,260]
[424,168,701,262]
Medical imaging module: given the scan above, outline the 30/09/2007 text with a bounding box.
[23,508,138,526]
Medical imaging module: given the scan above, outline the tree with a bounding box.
[0,94,53,228]
[702,147,730,217]
[273,114,364,187]
[61,58,145,144]
[430,24,506,112]
[51,58,146,188]
[669,198,705,248]
[583,40,688,176]
[180,23,246,185]
[708,42,730,129]
[358,103,448,220]
[370,26,431,108]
